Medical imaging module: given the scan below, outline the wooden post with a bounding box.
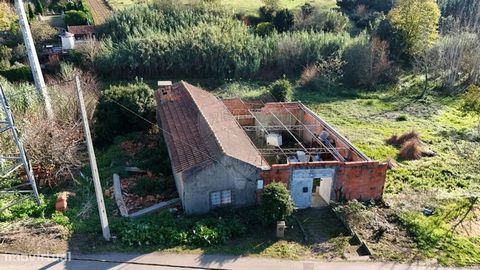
[75,76,111,241]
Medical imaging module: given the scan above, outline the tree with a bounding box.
[261,0,279,10]
[269,79,294,102]
[30,21,57,45]
[259,6,275,22]
[27,4,35,20]
[0,3,17,32]
[34,0,44,15]
[64,10,90,26]
[462,85,480,115]
[388,0,441,56]
[261,183,294,224]
[93,82,155,145]
[273,9,294,32]
[255,22,274,36]
[0,45,12,70]
[343,38,395,88]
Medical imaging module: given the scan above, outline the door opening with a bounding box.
[311,177,333,208]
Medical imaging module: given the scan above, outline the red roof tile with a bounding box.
[66,25,96,36]
[156,82,268,173]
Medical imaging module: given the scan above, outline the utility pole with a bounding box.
[14,0,53,118]
[75,76,111,241]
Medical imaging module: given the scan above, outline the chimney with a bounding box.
[158,81,173,103]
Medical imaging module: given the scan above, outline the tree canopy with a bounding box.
[388,0,441,56]
[0,3,16,32]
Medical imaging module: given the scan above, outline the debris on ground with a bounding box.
[0,219,69,254]
[55,192,76,212]
[386,131,436,160]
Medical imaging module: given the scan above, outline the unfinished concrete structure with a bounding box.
[156,81,388,214]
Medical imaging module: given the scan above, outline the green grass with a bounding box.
[400,198,480,266]
[221,0,337,14]
[108,0,337,12]
[290,76,479,266]
[295,78,480,195]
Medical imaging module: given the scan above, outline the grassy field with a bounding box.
[215,77,480,265]
[1,74,478,265]
[108,0,336,12]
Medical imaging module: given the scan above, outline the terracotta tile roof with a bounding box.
[156,82,268,173]
[66,25,96,36]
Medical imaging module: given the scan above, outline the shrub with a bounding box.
[462,85,480,114]
[30,21,58,45]
[259,6,275,22]
[28,4,35,19]
[264,31,357,76]
[97,19,263,79]
[0,45,12,69]
[399,139,423,160]
[102,4,229,42]
[273,9,294,32]
[33,0,43,15]
[0,65,33,82]
[93,82,155,145]
[343,37,397,88]
[0,3,16,32]
[261,182,294,224]
[255,22,275,36]
[130,177,165,197]
[300,3,315,18]
[269,79,294,102]
[114,211,247,247]
[64,10,90,26]
[295,10,351,33]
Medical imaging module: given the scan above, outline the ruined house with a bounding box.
[156,81,388,215]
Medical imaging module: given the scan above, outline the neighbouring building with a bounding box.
[66,25,97,41]
[156,81,388,215]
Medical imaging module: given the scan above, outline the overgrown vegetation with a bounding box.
[1,0,480,266]
[93,81,155,145]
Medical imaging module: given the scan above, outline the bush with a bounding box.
[64,10,90,26]
[273,9,294,32]
[97,19,263,79]
[98,5,361,79]
[33,0,43,15]
[269,79,294,102]
[0,65,33,82]
[102,4,229,42]
[114,211,247,247]
[342,37,397,88]
[255,22,275,36]
[130,177,165,196]
[93,82,155,145]
[264,31,357,76]
[0,45,12,69]
[259,6,275,22]
[399,139,423,160]
[295,10,351,33]
[462,85,480,114]
[261,182,294,224]
[30,21,58,45]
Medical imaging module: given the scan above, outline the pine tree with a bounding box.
[34,0,44,15]
[27,4,35,20]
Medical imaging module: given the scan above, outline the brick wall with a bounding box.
[333,161,388,201]
[259,161,388,202]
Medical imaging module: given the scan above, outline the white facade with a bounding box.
[61,32,75,50]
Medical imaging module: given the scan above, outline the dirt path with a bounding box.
[87,0,112,25]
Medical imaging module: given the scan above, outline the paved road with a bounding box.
[0,252,477,270]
